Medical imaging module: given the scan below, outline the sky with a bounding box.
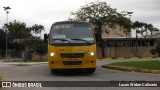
[0,0,160,37]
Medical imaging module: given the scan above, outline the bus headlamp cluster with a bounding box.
[88,52,95,56]
[50,52,55,57]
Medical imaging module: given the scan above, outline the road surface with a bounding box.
[0,60,159,90]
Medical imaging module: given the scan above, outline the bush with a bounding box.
[150,49,157,57]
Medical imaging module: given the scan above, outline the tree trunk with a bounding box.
[96,21,105,58]
[96,31,105,58]
[135,35,139,57]
[135,30,139,57]
[100,35,105,58]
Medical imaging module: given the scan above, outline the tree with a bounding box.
[69,1,131,57]
[131,21,159,57]
[1,20,46,59]
[31,24,44,38]
[150,39,160,57]
[132,21,159,38]
[150,27,159,38]
[3,20,32,57]
[7,20,32,39]
[0,29,6,58]
[32,41,47,60]
[155,41,160,57]
[150,48,157,57]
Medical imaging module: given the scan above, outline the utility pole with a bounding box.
[3,6,11,59]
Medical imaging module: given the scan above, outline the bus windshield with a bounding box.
[50,23,94,45]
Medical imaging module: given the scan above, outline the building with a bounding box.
[96,25,157,58]
[97,38,156,58]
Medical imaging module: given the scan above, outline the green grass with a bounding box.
[109,60,160,70]
[4,59,47,62]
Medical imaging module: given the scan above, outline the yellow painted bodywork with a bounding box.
[48,44,96,69]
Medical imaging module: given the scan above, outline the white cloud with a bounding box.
[0,0,160,37]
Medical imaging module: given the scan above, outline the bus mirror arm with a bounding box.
[44,34,48,42]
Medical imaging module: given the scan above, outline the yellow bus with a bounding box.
[44,21,96,74]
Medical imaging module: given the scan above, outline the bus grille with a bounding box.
[63,61,82,65]
[60,53,84,58]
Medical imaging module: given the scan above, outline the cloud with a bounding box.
[133,0,160,11]
[0,0,160,35]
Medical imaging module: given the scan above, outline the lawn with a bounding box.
[108,60,160,70]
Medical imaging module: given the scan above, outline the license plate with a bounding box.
[67,58,77,61]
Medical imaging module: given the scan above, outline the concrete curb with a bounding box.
[97,57,160,60]
[101,65,160,74]
[0,62,48,65]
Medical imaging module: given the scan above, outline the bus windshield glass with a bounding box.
[50,23,94,45]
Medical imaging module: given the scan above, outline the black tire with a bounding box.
[85,68,96,74]
[50,69,58,74]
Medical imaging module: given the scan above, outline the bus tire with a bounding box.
[50,69,58,74]
[85,68,96,74]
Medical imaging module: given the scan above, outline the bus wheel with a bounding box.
[50,69,58,74]
[85,68,96,74]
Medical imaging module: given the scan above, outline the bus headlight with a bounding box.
[88,52,95,56]
[50,52,55,57]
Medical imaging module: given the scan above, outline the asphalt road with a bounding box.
[0,60,160,90]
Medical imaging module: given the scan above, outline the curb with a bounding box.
[0,62,48,65]
[97,57,160,60]
[101,65,160,74]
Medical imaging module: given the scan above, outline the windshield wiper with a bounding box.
[52,39,72,43]
[71,39,90,44]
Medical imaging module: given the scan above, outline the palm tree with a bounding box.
[132,21,144,38]
[132,21,145,57]
[150,27,159,38]
[131,21,159,57]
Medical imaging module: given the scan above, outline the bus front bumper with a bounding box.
[48,60,96,69]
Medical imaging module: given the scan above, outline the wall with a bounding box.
[97,46,156,58]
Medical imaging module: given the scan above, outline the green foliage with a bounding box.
[132,21,159,57]
[31,24,44,37]
[7,20,32,39]
[151,39,160,57]
[0,29,6,51]
[0,20,45,59]
[156,42,160,54]
[150,49,157,57]
[132,21,159,38]
[69,1,132,34]
[69,1,132,58]
[31,41,47,60]
[33,42,47,56]
[109,60,160,70]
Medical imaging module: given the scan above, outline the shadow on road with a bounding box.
[50,69,95,76]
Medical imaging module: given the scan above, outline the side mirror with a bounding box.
[44,34,48,42]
